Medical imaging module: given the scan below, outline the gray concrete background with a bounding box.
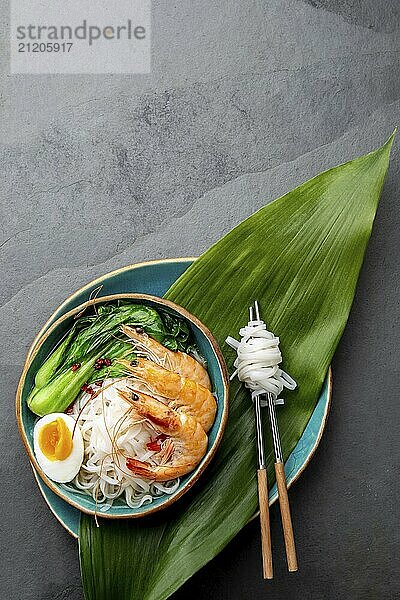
[1,1,399,598]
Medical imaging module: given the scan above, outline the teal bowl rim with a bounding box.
[16,292,229,519]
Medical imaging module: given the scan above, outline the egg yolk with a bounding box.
[38,417,73,461]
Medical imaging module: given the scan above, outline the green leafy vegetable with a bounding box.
[28,349,107,416]
[85,340,137,384]
[79,132,395,600]
[160,310,191,351]
[34,327,76,389]
[62,304,165,367]
[28,303,198,416]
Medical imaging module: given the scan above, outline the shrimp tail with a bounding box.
[126,457,154,478]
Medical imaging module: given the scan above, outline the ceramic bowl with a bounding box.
[16,293,229,518]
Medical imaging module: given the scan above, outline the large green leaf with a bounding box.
[80,133,395,600]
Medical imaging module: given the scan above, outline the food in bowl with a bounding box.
[26,300,217,512]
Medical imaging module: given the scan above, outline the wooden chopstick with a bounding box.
[274,462,298,572]
[257,467,273,579]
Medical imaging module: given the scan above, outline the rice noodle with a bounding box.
[64,378,179,511]
[226,318,296,406]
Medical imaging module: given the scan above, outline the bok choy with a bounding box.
[28,303,196,417]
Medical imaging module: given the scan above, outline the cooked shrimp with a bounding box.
[117,389,208,481]
[118,358,217,432]
[121,325,211,390]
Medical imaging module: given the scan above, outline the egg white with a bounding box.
[33,413,84,483]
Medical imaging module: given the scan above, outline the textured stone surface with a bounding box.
[1,1,399,598]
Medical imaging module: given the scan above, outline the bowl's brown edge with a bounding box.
[16,291,229,519]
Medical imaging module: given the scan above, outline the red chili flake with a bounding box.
[65,401,75,414]
[81,383,94,395]
[94,357,111,370]
[71,363,81,372]
[95,380,103,387]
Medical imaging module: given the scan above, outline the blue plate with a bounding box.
[24,258,331,536]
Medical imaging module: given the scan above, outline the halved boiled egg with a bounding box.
[33,413,84,483]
